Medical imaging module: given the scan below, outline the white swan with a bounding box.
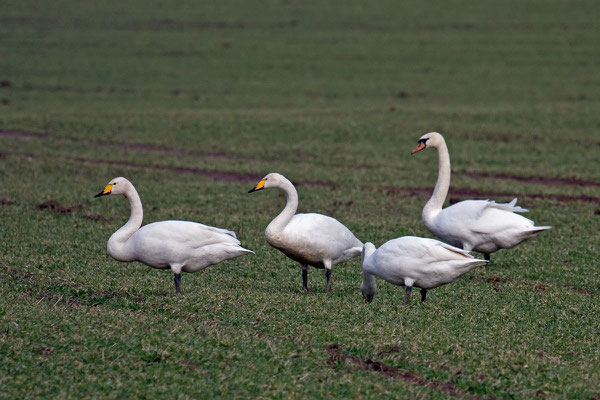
[412,132,551,260]
[94,177,253,293]
[248,173,363,292]
[360,237,488,305]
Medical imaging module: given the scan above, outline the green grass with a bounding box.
[1,0,599,398]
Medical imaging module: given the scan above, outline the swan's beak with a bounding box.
[94,184,113,198]
[411,141,426,154]
[248,179,266,193]
[362,294,374,303]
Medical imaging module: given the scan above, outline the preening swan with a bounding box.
[361,237,488,305]
[248,173,363,292]
[94,177,253,293]
[412,132,551,260]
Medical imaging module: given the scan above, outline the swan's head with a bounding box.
[411,132,444,154]
[248,173,288,193]
[360,277,376,303]
[94,177,132,198]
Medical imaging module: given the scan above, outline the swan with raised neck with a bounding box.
[412,132,551,260]
[95,177,253,293]
[249,172,363,292]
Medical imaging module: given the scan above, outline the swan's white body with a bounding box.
[96,177,253,292]
[265,213,362,269]
[360,237,488,304]
[412,132,551,257]
[249,173,362,291]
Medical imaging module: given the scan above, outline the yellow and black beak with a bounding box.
[94,184,113,198]
[248,179,266,193]
[411,140,427,154]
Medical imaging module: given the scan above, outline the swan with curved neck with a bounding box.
[361,237,488,305]
[248,173,363,292]
[95,177,253,293]
[412,132,551,260]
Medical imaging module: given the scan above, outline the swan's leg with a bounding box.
[420,289,427,303]
[174,273,182,294]
[301,264,308,291]
[484,253,490,261]
[403,286,413,305]
[324,260,333,293]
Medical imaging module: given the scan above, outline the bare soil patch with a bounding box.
[36,200,83,214]
[563,284,595,296]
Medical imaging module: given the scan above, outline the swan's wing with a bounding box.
[129,221,249,269]
[373,237,486,287]
[484,198,528,213]
[286,213,362,247]
[192,223,238,239]
[440,200,534,235]
[136,221,241,248]
[269,213,362,264]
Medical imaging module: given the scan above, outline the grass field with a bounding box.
[1,0,599,398]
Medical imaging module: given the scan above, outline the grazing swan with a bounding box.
[411,132,551,260]
[94,177,253,293]
[248,173,363,292]
[360,237,488,305]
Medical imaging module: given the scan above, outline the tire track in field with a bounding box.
[1,147,599,204]
[0,150,336,188]
[379,185,600,205]
[0,129,247,161]
[454,171,599,188]
[2,129,598,188]
[326,344,498,400]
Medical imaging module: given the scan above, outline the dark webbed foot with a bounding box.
[325,269,332,293]
[174,273,182,294]
[420,288,427,303]
[403,286,412,305]
[484,253,490,261]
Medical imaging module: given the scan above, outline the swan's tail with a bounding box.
[518,225,552,240]
[342,246,364,260]
[451,258,489,275]
[467,259,489,269]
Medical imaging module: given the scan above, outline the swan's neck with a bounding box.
[424,139,451,219]
[360,270,377,299]
[266,179,298,236]
[107,185,143,261]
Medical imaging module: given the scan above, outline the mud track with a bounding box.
[386,186,600,205]
[1,142,599,204]
[455,171,599,188]
[0,129,246,161]
[326,344,497,399]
